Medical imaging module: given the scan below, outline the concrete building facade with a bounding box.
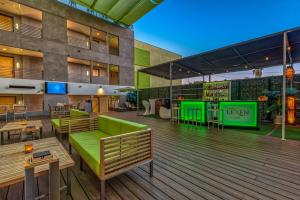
[0,0,135,114]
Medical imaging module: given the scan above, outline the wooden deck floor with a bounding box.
[1,112,300,200]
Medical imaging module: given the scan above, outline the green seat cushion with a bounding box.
[51,119,60,129]
[69,130,110,176]
[70,109,89,118]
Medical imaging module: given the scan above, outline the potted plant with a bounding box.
[264,87,297,125]
[264,90,281,124]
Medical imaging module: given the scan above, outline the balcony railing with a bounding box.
[16,23,42,39]
[0,65,43,80]
[68,72,90,83]
[0,23,42,39]
[68,35,90,49]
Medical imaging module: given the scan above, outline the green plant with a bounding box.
[264,90,281,116]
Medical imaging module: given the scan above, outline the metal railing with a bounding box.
[0,23,42,38]
[68,35,90,49]
[16,23,42,38]
[68,72,90,83]
[0,65,43,80]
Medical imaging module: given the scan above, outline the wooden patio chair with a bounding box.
[0,105,9,122]
[13,104,27,120]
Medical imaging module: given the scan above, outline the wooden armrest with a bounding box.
[99,128,153,180]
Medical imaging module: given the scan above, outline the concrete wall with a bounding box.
[134,40,182,88]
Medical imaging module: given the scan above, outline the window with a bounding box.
[0,96,15,110]
[0,14,13,32]
[0,56,14,78]
[93,63,107,77]
[109,65,119,85]
[108,34,119,56]
[93,68,100,77]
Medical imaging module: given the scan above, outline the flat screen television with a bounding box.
[45,82,68,94]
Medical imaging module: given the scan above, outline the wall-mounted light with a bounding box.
[265,56,269,61]
[86,70,90,76]
[2,48,7,51]
[86,41,89,47]
[18,100,23,105]
[98,85,104,95]
[15,23,19,30]
[16,62,20,69]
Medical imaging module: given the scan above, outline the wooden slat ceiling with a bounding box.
[73,0,163,26]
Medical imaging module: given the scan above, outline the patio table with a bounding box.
[0,120,43,145]
[0,137,74,195]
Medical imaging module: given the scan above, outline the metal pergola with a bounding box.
[137,27,300,140]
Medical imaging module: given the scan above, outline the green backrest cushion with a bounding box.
[70,109,89,118]
[98,115,108,133]
[98,115,148,136]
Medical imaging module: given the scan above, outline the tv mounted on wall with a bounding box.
[45,82,68,94]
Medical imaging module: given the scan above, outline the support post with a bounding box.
[137,70,140,116]
[25,167,35,200]
[170,63,173,121]
[209,74,211,82]
[49,160,60,200]
[202,75,205,82]
[100,180,105,200]
[282,32,287,140]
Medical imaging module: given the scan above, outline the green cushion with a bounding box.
[69,130,110,176]
[70,109,89,118]
[51,119,60,129]
[98,115,148,136]
[98,115,108,133]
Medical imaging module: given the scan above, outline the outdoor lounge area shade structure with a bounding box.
[72,0,163,26]
[138,27,300,80]
[137,27,298,140]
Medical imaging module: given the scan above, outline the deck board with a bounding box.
[1,112,300,200]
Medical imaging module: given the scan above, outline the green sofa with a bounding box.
[68,115,153,200]
[51,109,89,138]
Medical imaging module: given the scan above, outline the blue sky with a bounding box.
[134,0,300,57]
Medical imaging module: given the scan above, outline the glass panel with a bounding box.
[0,14,13,32]
[108,34,119,56]
[109,64,119,85]
[0,56,14,78]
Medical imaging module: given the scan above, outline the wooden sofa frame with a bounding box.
[68,117,153,200]
[51,112,90,140]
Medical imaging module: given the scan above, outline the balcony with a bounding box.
[0,45,43,80]
[67,20,118,55]
[67,57,110,84]
[0,0,42,39]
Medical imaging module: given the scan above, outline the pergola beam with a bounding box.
[232,47,255,69]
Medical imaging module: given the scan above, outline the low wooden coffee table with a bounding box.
[0,120,43,145]
[0,137,74,195]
